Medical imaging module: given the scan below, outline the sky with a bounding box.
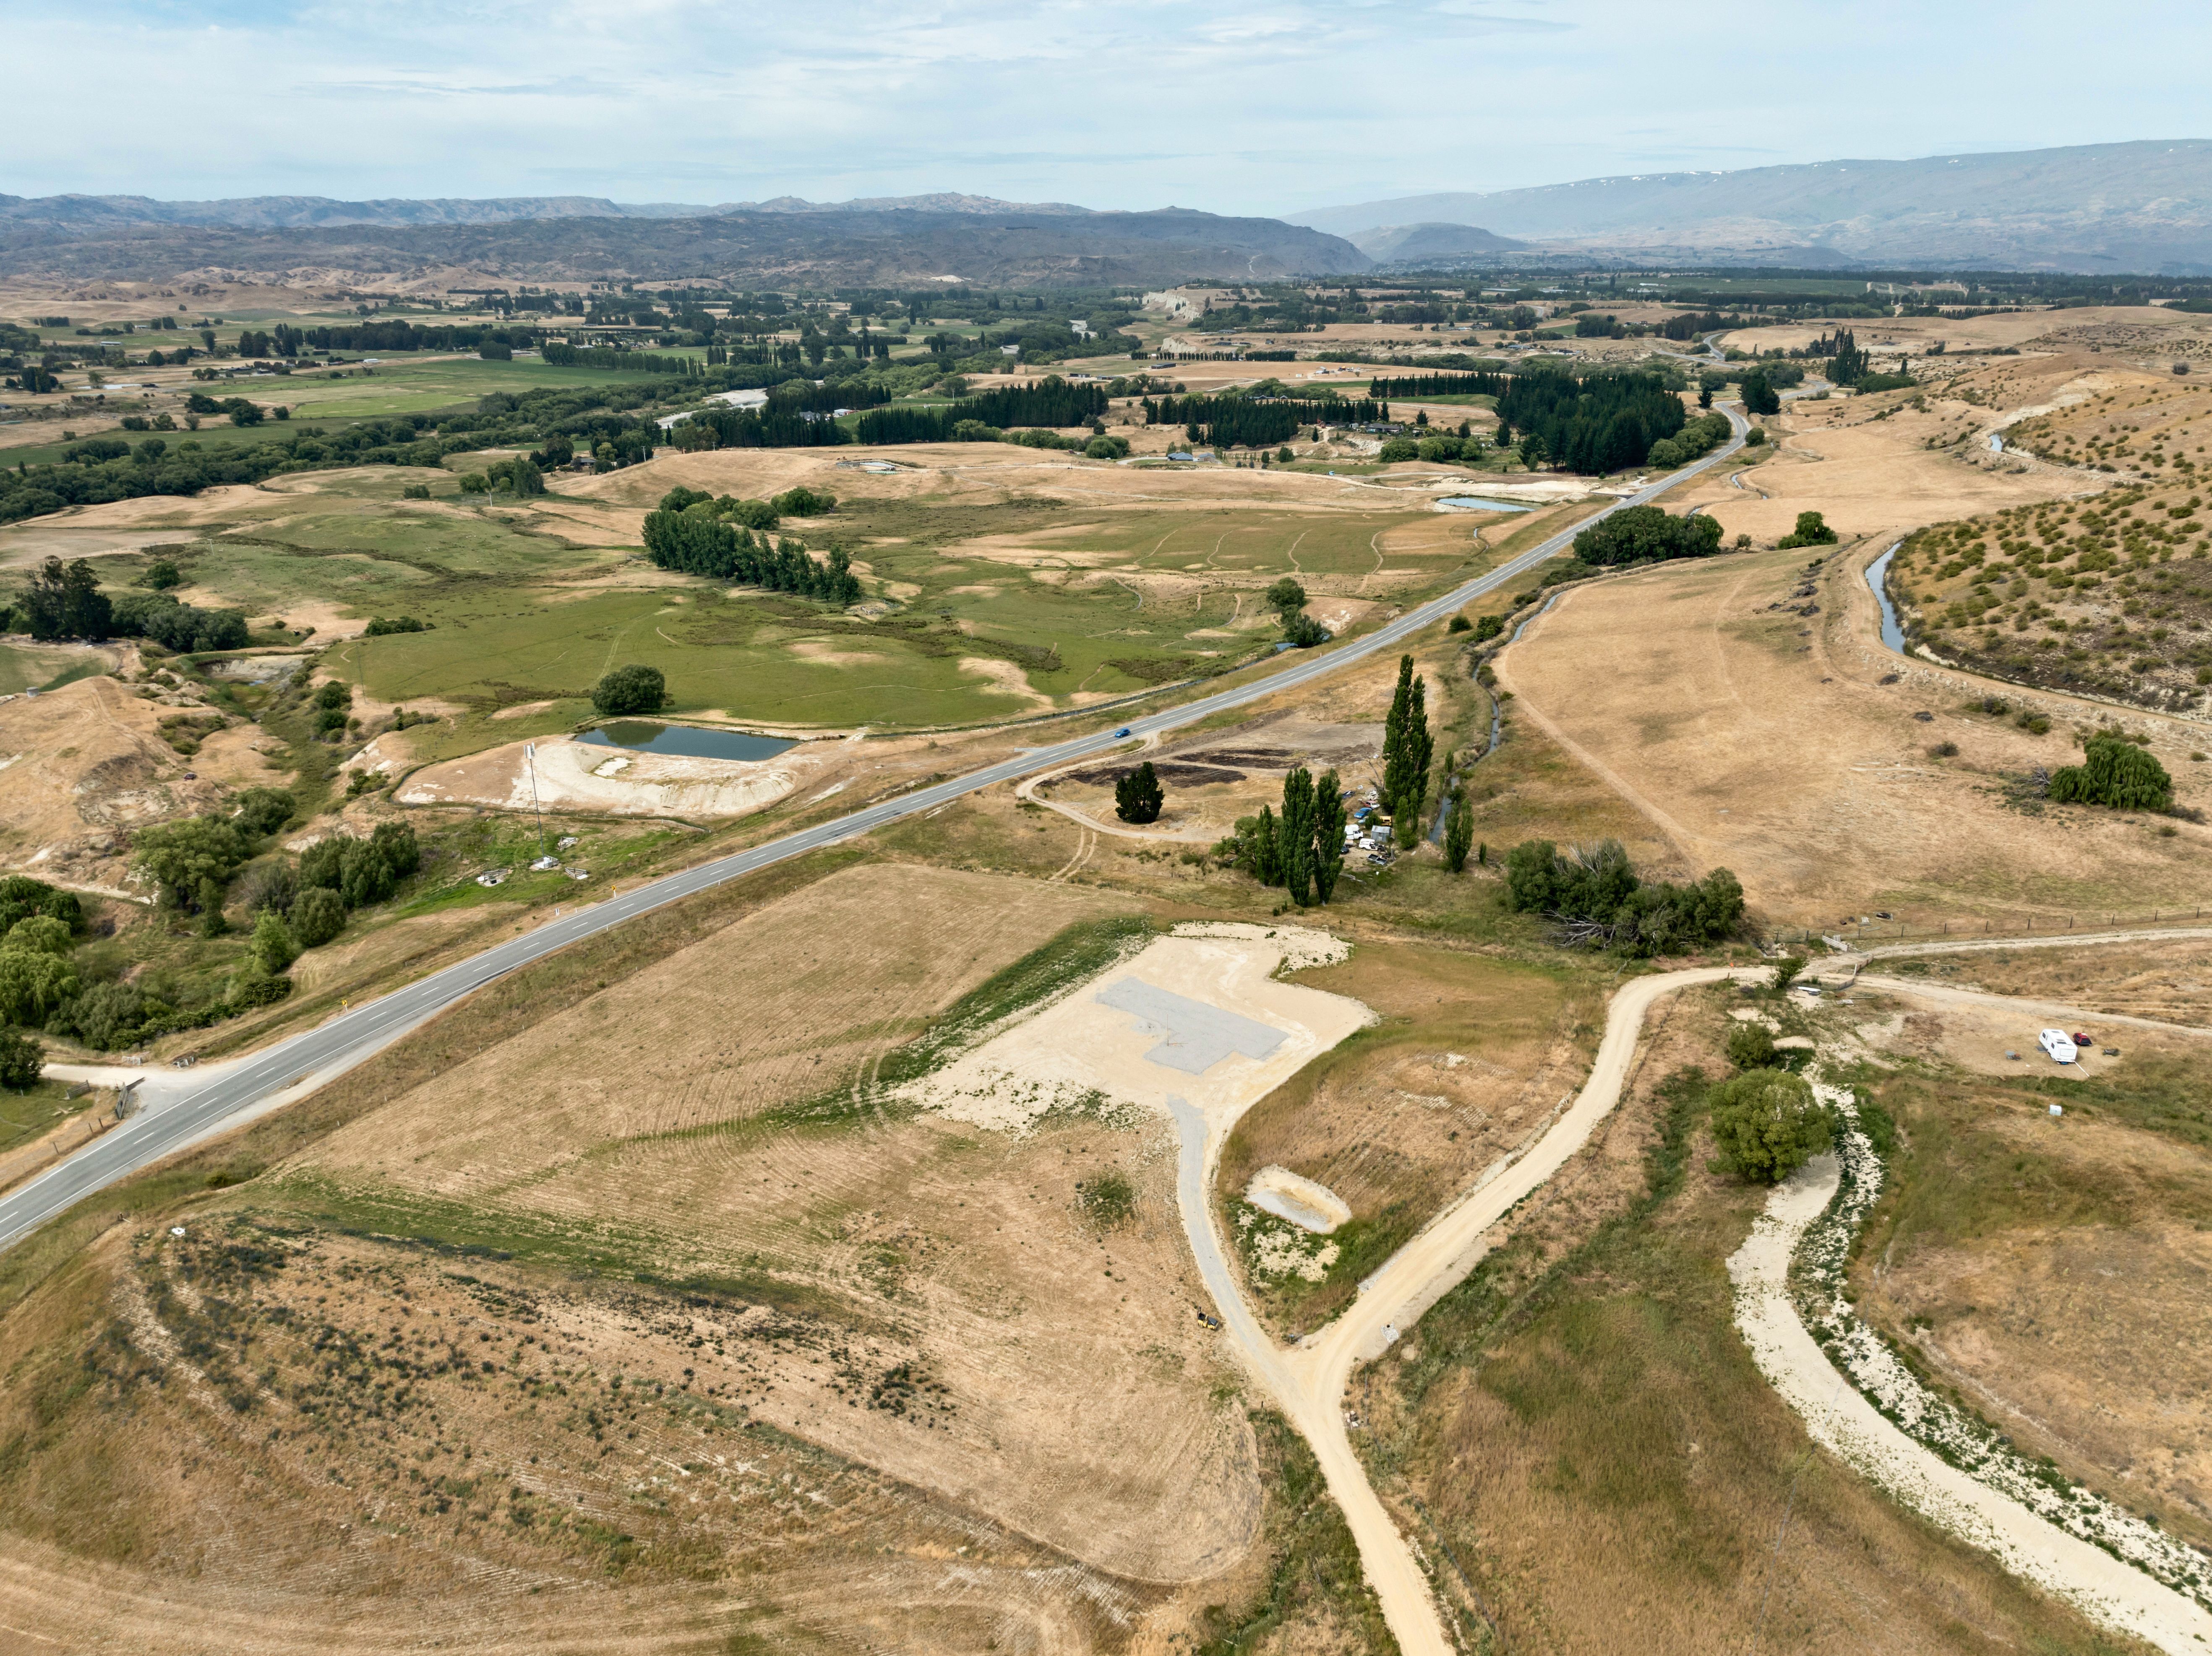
[7,0,2210,215]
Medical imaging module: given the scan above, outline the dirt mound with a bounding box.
[0,674,266,888]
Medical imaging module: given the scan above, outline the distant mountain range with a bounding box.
[0,191,1097,232]
[0,200,1370,288]
[1286,141,2212,273]
[1346,222,1528,263]
[8,142,2212,287]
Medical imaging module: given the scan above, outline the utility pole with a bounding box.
[525,742,546,857]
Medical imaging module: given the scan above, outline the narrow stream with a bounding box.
[1437,590,1557,841]
[1865,544,1907,654]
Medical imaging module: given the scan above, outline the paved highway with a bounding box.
[0,411,1745,1253]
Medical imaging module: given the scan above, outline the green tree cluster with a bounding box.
[0,1029,42,1090]
[1646,410,1733,469]
[1266,577,1330,647]
[1218,766,1347,906]
[1571,505,1724,567]
[1776,510,1838,549]
[640,508,862,603]
[0,877,84,1034]
[1503,838,1744,956]
[298,820,421,912]
[18,557,111,640]
[1827,328,1870,386]
[110,589,250,652]
[1141,393,1378,450]
[1725,1021,1779,1070]
[1443,789,1474,872]
[132,816,250,911]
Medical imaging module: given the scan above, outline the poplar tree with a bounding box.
[1253,806,1282,885]
[1381,655,1432,839]
[1445,788,1474,872]
[1280,766,1316,906]
[1311,768,1346,903]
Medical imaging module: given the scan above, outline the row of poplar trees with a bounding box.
[1240,766,1349,907]
[1230,654,1435,904]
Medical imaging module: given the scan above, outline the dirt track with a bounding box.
[1732,1155,2212,1654]
[1176,964,1748,1656]
[1180,940,2212,1653]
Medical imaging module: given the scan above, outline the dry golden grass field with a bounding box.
[0,862,1414,1653]
[1840,982,2212,1554]
[8,288,2212,1656]
[1880,936,2212,1026]
[1357,982,2141,1656]
[1492,535,2212,929]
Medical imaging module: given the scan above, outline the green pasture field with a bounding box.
[4,356,690,465]
[319,507,1476,732]
[157,496,623,635]
[996,506,1444,579]
[135,467,1489,743]
[0,415,373,471]
[269,356,699,420]
[0,1080,95,1158]
[0,642,102,695]
[330,588,1051,734]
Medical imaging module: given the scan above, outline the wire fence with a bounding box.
[1764,908,2212,951]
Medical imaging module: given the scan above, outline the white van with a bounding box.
[2038,1028,2078,1064]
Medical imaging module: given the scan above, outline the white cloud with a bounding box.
[0,0,2205,214]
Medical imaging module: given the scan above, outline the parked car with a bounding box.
[2038,1028,2079,1064]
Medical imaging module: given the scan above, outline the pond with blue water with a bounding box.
[577,722,796,762]
[1437,496,1536,513]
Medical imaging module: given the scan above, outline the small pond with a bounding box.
[1437,496,1536,513]
[577,722,796,762]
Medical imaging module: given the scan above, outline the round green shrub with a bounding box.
[1709,1069,1830,1184]
[291,887,346,949]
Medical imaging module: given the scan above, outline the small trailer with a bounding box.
[2038,1028,2078,1065]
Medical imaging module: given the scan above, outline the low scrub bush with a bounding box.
[2048,734,2173,810]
